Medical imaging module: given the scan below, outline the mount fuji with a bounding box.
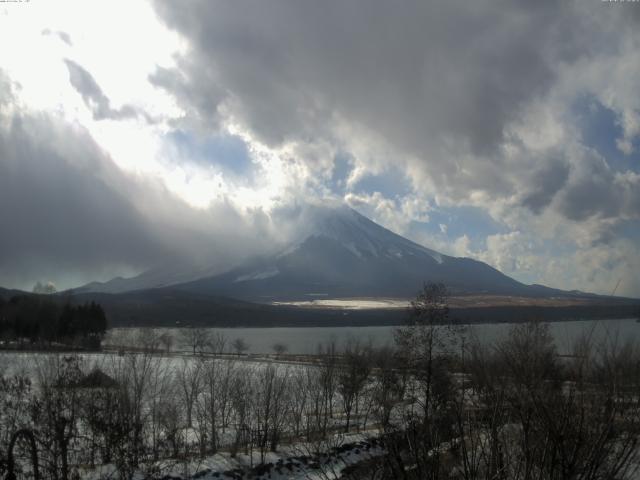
[80,205,567,301]
[175,205,561,301]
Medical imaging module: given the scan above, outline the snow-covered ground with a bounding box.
[272,298,409,310]
[80,433,384,480]
[0,351,396,480]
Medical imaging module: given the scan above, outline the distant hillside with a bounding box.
[1,286,638,328]
[73,288,639,328]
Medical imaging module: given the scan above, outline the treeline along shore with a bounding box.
[0,293,107,349]
[0,286,638,330]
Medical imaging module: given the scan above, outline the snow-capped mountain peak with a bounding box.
[297,205,444,264]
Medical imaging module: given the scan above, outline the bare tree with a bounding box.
[272,342,288,357]
[371,346,405,431]
[337,339,371,432]
[176,358,203,428]
[229,366,253,457]
[180,327,212,355]
[308,340,338,438]
[137,328,163,352]
[109,347,162,475]
[231,337,249,356]
[288,369,309,437]
[379,283,459,479]
[447,321,640,480]
[395,282,457,419]
[158,332,173,353]
[196,357,236,454]
[32,354,84,480]
[207,331,228,355]
[0,369,34,469]
[253,364,291,462]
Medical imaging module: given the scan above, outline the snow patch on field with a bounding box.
[234,268,280,283]
[273,298,409,309]
[80,434,384,480]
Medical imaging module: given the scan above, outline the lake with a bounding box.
[106,318,639,355]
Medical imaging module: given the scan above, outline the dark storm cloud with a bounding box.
[559,158,619,222]
[64,59,150,122]
[150,0,595,155]
[557,151,640,224]
[0,106,168,287]
[521,158,571,214]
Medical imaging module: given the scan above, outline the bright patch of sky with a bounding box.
[165,130,255,179]
[573,95,640,172]
[352,167,413,199]
[406,206,507,252]
[328,153,354,194]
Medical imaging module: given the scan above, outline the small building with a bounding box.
[74,368,119,390]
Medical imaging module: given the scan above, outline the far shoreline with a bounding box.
[107,303,638,329]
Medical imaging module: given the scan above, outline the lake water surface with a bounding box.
[107,318,639,355]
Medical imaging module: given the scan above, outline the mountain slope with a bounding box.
[77,262,225,294]
[174,206,544,301]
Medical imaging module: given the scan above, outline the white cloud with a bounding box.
[451,235,470,257]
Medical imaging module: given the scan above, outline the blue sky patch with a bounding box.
[572,95,640,173]
[405,204,507,253]
[353,166,413,198]
[329,153,353,194]
[167,130,255,178]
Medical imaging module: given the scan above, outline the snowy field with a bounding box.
[80,433,384,480]
[272,298,409,309]
[0,350,395,480]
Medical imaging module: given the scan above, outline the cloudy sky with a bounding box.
[1,0,639,297]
